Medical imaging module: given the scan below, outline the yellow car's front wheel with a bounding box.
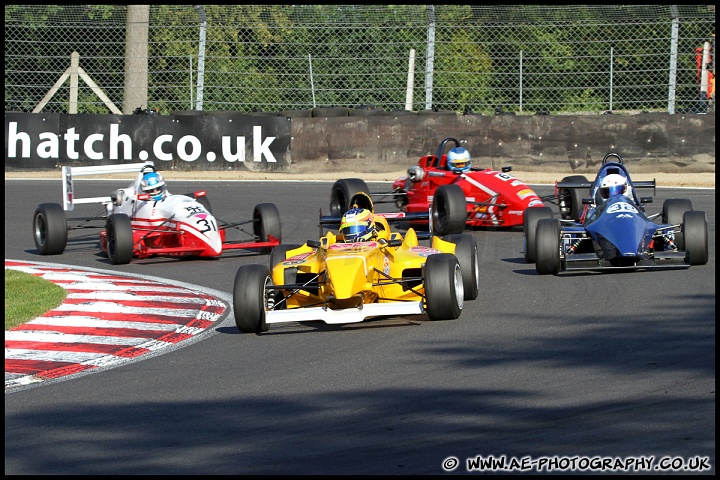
[424,253,463,320]
[234,264,272,333]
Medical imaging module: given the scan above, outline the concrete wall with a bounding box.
[288,111,715,175]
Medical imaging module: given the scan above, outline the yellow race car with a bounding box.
[233,193,479,333]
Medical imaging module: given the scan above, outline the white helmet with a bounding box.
[600,173,627,199]
[447,147,471,173]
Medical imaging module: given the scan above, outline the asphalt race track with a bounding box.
[4,178,715,475]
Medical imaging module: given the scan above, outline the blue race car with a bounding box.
[523,153,709,275]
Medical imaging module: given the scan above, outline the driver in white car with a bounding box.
[109,164,170,214]
[138,171,168,202]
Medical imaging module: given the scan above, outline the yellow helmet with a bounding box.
[339,208,375,242]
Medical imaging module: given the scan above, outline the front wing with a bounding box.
[265,301,425,325]
[557,223,691,272]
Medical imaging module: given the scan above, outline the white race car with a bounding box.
[32,161,281,264]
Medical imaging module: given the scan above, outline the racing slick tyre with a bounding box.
[106,214,134,265]
[443,234,480,301]
[535,219,562,275]
[431,184,467,236]
[32,203,68,255]
[682,211,708,266]
[269,244,302,269]
[253,203,282,254]
[234,264,272,333]
[662,198,693,250]
[523,206,553,263]
[424,253,463,321]
[558,175,589,221]
[329,178,370,216]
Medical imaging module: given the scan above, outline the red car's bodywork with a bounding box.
[391,138,546,228]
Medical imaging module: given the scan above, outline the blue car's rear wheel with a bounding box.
[682,211,708,265]
[662,198,693,249]
[523,206,553,263]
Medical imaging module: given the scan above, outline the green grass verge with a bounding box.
[5,269,67,330]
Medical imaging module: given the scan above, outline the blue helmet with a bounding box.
[140,172,167,201]
[447,147,471,173]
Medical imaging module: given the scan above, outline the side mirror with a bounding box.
[582,197,593,204]
[407,165,424,183]
[640,196,652,204]
[502,166,513,173]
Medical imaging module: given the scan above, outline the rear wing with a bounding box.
[62,161,154,211]
[629,180,656,192]
[556,179,656,196]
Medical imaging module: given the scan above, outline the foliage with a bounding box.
[4,5,716,114]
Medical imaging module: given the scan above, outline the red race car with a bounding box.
[330,137,548,232]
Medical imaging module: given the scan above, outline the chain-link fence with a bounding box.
[5,5,715,116]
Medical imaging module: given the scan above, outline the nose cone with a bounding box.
[326,255,368,300]
[588,214,656,260]
[204,229,223,255]
[189,210,222,254]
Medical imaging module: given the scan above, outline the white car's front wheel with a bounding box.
[106,214,134,265]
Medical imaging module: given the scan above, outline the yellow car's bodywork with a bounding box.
[234,215,476,332]
[233,194,479,333]
[275,222,456,304]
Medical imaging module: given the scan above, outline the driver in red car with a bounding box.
[447,147,472,173]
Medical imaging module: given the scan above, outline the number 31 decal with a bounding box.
[195,216,217,233]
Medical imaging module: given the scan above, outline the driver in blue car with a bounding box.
[447,147,472,173]
[599,173,631,201]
